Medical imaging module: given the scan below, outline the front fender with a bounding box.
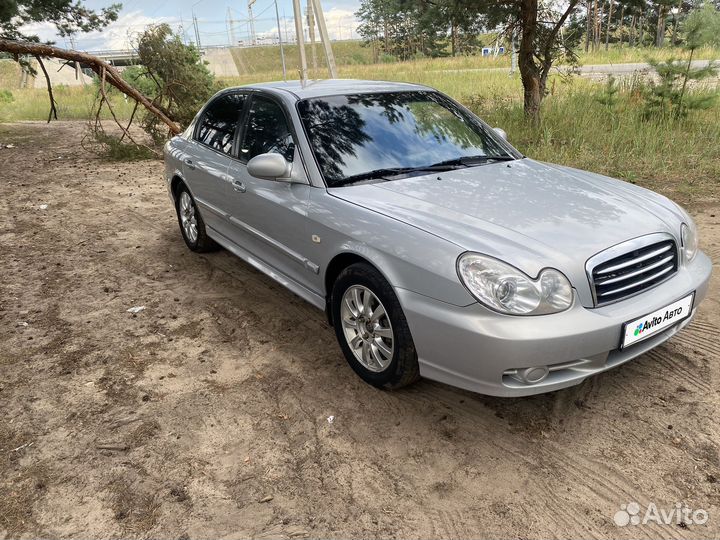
[309,189,475,307]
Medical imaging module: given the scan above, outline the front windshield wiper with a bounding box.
[430,154,517,167]
[331,154,517,187]
[332,163,466,187]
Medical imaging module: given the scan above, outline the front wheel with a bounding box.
[331,263,420,389]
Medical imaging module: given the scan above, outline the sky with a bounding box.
[21,0,363,51]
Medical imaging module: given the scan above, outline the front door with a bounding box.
[225,94,318,294]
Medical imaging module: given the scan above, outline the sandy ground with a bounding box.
[1,121,719,540]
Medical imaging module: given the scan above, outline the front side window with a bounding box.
[240,97,295,163]
[196,93,246,155]
[297,91,518,187]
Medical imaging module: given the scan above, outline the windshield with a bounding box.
[297,90,519,187]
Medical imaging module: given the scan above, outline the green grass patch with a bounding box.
[0,59,22,89]
[0,85,136,122]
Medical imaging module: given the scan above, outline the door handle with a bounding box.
[183,158,196,170]
[232,180,246,193]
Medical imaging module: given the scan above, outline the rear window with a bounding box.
[196,93,246,155]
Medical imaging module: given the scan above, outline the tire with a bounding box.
[331,262,420,389]
[175,185,218,252]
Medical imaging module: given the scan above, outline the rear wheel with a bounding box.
[175,186,218,252]
[331,263,420,389]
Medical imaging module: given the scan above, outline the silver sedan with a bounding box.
[164,79,712,397]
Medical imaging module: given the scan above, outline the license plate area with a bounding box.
[621,292,695,349]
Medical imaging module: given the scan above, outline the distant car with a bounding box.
[164,79,712,397]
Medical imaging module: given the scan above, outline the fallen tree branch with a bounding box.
[0,38,181,135]
[97,66,160,157]
[120,100,140,143]
[98,67,133,142]
[34,55,58,123]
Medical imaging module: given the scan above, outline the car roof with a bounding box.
[232,79,434,100]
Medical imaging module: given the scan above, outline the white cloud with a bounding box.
[323,7,359,40]
[21,10,171,51]
[256,7,359,43]
[80,11,171,51]
[18,21,59,42]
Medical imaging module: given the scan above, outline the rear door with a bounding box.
[225,94,318,293]
[184,92,247,239]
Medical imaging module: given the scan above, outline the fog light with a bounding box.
[518,366,549,384]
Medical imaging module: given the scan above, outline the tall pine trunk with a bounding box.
[595,0,605,49]
[605,0,613,50]
[591,0,599,50]
[451,20,457,57]
[671,11,679,46]
[656,4,666,47]
[519,0,542,122]
[585,0,592,52]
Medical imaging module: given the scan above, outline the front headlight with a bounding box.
[457,253,573,315]
[681,220,698,263]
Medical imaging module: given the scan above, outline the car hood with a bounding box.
[328,158,686,279]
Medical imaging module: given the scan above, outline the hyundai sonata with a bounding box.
[164,80,711,396]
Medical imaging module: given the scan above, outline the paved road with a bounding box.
[577,59,717,74]
[431,59,718,76]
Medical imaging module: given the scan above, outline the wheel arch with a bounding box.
[323,251,391,326]
[170,175,186,202]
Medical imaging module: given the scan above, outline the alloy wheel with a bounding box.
[179,191,198,244]
[340,285,394,372]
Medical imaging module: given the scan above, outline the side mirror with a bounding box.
[494,127,508,141]
[247,153,291,180]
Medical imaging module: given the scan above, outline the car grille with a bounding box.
[590,239,679,306]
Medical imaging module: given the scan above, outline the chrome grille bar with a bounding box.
[596,264,675,297]
[595,253,675,286]
[594,243,673,275]
[587,236,679,306]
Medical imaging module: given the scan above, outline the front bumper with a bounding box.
[397,251,712,397]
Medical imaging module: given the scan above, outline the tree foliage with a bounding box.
[0,0,120,41]
[645,57,717,116]
[645,4,720,117]
[683,2,720,49]
[128,24,216,142]
[356,0,485,59]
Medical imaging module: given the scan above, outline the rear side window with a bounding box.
[196,93,246,155]
[240,97,295,163]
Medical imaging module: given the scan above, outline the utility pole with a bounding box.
[225,8,231,46]
[292,0,308,84]
[310,0,337,78]
[226,7,237,46]
[248,0,257,46]
[306,1,318,75]
[283,9,290,44]
[274,0,287,81]
[192,13,201,48]
[68,34,82,81]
